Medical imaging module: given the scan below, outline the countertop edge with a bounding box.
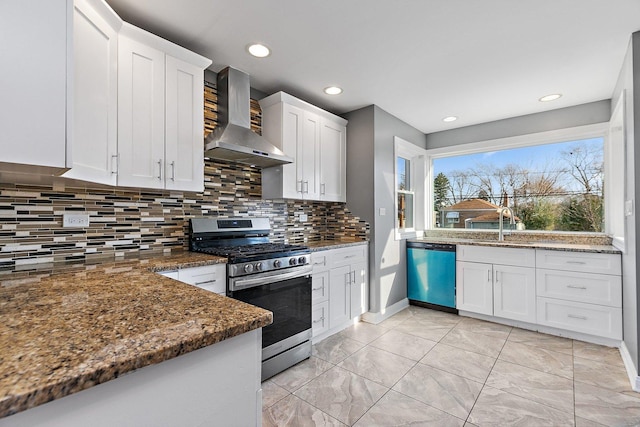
[408,237,620,254]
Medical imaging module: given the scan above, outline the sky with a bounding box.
[433,137,604,177]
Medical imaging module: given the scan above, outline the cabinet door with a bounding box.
[280,103,305,198]
[456,261,493,315]
[165,55,204,192]
[117,35,166,189]
[329,265,351,328]
[301,111,321,199]
[350,260,368,318]
[62,0,119,185]
[319,119,346,202]
[493,265,536,323]
[1,0,68,170]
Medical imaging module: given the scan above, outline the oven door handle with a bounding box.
[230,267,312,291]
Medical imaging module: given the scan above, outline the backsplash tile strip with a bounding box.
[0,91,368,268]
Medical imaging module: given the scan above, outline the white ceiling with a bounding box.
[105,0,640,134]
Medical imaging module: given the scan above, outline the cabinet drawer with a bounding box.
[536,250,621,275]
[312,271,329,303]
[331,245,366,267]
[536,297,622,339]
[312,301,329,337]
[178,264,226,294]
[457,245,535,268]
[311,252,329,272]
[537,269,622,307]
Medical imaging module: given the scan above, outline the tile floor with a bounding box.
[262,305,640,426]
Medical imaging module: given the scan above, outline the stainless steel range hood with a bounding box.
[204,67,293,167]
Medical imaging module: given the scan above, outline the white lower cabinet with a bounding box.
[311,244,368,340]
[456,245,622,342]
[160,264,226,295]
[456,246,536,323]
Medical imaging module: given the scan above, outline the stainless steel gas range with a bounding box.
[189,217,312,380]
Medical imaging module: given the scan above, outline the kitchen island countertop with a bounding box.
[0,251,272,419]
[305,238,369,251]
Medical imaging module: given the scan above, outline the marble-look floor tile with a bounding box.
[313,334,366,364]
[270,356,334,392]
[468,386,575,426]
[394,319,453,342]
[369,329,437,361]
[575,416,606,427]
[408,307,462,326]
[499,340,573,379]
[294,366,388,426]
[454,316,512,339]
[573,340,624,366]
[486,360,574,413]
[507,327,573,355]
[354,390,464,427]
[262,380,290,408]
[440,327,506,358]
[263,394,346,427]
[393,364,482,419]
[378,308,413,329]
[339,321,388,344]
[338,346,416,387]
[420,343,496,383]
[574,355,631,393]
[575,381,640,426]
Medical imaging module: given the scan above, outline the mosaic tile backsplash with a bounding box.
[0,160,368,267]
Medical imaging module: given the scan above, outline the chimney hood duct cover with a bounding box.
[204,67,293,167]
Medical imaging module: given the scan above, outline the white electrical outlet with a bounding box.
[63,213,90,228]
[299,213,308,222]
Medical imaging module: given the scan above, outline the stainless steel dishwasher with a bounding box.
[406,241,457,313]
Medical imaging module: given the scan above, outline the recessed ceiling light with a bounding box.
[539,93,562,102]
[247,43,270,58]
[324,86,343,95]
[442,116,458,122]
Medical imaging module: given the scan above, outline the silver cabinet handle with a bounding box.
[303,180,309,193]
[344,255,356,259]
[566,261,586,265]
[568,314,588,320]
[195,279,217,286]
[170,161,175,181]
[312,286,324,291]
[487,270,491,282]
[297,180,303,193]
[567,285,587,290]
[158,159,163,180]
[321,183,326,195]
[313,317,324,324]
[495,270,500,282]
[351,270,355,283]
[346,272,351,284]
[313,261,325,266]
[111,154,119,174]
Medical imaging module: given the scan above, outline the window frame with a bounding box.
[394,136,427,240]
[425,122,611,235]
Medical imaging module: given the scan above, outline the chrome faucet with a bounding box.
[497,206,516,241]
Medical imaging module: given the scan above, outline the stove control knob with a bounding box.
[255,262,263,271]
[243,264,254,273]
[289,257,298,266]
[298,256,307,265]
[273,259,282,268]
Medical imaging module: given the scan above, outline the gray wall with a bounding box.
[344,105,427,315]
[612,32,640,373]
[426,100,611,149]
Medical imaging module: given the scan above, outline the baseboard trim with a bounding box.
[361,298,409,324]
[620,341,640,392]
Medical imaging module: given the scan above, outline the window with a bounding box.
[606,92,626,248]
[395,137,427,239]
[427,123,611,234]
[397,157,414,229]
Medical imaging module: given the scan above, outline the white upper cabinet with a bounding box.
[1,0,121,177]
[62,0,120,185]
[117,24,210,192]
[260,92,347,202]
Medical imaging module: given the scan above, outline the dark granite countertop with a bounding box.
[305,239,369,252]
[0,251,272,419]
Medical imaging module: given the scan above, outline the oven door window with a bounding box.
[230,275,311,349]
